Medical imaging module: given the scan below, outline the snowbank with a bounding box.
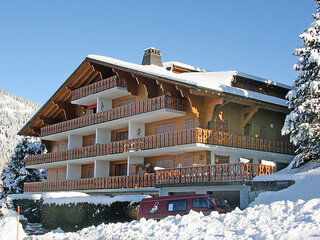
[23,162,320,240]
[252,162,320,206]
[7,193,41,201]
[0,200,26,240]
[42,192,150,206]
[25,199,320,240]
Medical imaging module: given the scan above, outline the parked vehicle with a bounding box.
[138,194,231,220]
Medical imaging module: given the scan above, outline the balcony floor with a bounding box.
[26,187,159,195]
[71,87,130,106]
[41,108,186,141]
[26,142,293,169]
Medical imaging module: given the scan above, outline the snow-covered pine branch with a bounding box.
[1,137,46,198]
[282,0,320,168]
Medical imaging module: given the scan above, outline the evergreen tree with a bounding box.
[282,0,320,168]
[1,137,46,198]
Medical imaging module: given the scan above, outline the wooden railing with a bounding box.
[27,128,212,166]
[212,131,294,155]
[24,173,155,192]
[155,163,274,185]
[71,75,126,101]
[41,95,187,137]
[27,129,294,166]
[24,163,274,192]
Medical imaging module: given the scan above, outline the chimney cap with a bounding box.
[142,47,162,66]
[144,47,161,56]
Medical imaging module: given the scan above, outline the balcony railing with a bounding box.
[24,173,155,192]
[26,129,294,166]
[155,163,274,185]
[41,95,187,137]
[23,163,274,192]
[71,75,126,101]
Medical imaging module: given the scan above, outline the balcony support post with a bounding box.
[94,160,110,178]
[96,128,111,144]
[68,134,83,150]
[97,97,112,113]
[239,184,250,209]
[128,121,145,139]
[66,163,81,180]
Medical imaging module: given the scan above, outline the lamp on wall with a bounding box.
[137,128,141,136]
[198,155,203,161]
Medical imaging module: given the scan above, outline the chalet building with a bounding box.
[19,48,294,208]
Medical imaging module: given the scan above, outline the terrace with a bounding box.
[26,128,294,167]
[23,163,274,192]
[41,95,187,138]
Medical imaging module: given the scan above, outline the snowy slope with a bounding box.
[17,162,320,240]
[0,90,40,181]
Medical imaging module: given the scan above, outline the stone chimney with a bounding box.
[141,47,162,66]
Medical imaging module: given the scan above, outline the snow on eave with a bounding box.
[235,71,292,90]
[18,53,290,137]
[87,55,288,107]
[162,61,210,72]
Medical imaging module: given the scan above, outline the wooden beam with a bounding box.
[91,63,113,79]
[28,126,41,136]
[134,75,159,98]
[177,86,224,128]
[53,101,75,120]
[157,81,182,98]
[37,117,59,125]
[240,105,260,132]
[113,69,138,95]
[72,65,96,89]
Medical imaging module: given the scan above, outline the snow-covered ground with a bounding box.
[0,200,26,240]
[1,162,320,240]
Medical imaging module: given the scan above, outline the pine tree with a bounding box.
[1,137,46,198]
[282,0,320,168]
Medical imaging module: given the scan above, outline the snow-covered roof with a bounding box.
[88,54,289,107]
[162,61,209,73]
[235,71,291,90]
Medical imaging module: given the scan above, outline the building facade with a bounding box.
[19,48,294,208]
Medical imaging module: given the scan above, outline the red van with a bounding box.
[138,194,231,220]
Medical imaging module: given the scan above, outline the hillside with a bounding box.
[0,90,40,179]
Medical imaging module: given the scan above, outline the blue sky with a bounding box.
[0,0,315,105]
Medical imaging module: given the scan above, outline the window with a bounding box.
[88,104,97,115]
[155,159,174,169]
[215,119,228,132]
[215,155,230,164]
[276,162,289,172]
[118,164,127,176]
[260,126,268,138]
[155,122,174,135]
[113,131,128,141]
[89,136,96,146]
[168,200,187,212]
[193,198,212,208]
[244,123,252,136]
[119,98,135,107]
[184,156,192,167]
[185,118,193,130]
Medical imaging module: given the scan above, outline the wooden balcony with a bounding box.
[23,163,273,192]
[155,163,274,185]
[41,95,187,137]
[71,75,126,101]
[26,129,294,167]
[23,173,155,192]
